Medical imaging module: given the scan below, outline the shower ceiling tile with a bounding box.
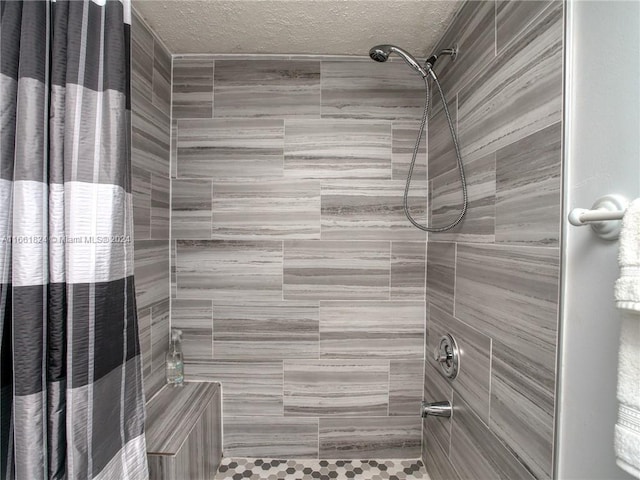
[283,359,389,417]
[457,1,563,163]
[450,392,536,480]
[496,122,562,246]
[172,178,213,240]
[211,179,320,240]
[172,57,214,119]
[390,242,426,300]
[223,416,319,458]
[321,61,424,121]
[423,360,453,457]
[426,242,456,315]
[391,122,427,181]
[283,119,391,180]
[427,305,491,423]
[185,360,284,416]
[214,60,320,118]
[319,301,424,359]
[319,417,421,458]
[320,180,427,242]
[175,240,283,300]
[176,118,284,178]
[283,240,390,301]
[429,151,496,243]
[388,360,423,416]
[212,302,319,360]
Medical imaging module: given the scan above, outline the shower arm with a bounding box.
[424,44,459,70]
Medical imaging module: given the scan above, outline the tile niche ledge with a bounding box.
[146,381,222,480]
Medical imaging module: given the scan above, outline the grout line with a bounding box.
[454,239,561,252]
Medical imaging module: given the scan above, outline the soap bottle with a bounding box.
[166,329,184,387]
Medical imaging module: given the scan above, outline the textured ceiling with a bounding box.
[133,1,463,57]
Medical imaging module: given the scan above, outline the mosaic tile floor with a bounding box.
[215,458,429,480]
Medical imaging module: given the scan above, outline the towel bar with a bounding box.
[568,194,629,240]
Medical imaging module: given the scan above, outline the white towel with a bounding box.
[615,198,640,479]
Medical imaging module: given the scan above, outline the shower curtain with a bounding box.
[0,1,148,478]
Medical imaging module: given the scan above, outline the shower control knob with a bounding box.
[434,334,459,379]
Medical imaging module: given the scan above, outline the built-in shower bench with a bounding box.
[145,382,222,480]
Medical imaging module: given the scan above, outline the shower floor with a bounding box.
[214,458,429,480]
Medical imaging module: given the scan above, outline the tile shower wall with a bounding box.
[170,56,429,458]
[422,2,562,480]
[131,10,172,400]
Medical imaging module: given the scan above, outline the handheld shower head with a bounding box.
[368,44,428,78]
[369,45,391,63]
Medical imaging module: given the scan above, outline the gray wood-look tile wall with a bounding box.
[170,54,427,458]
[422,2,563,480]
[132,10,172,400]
[132,0,563,471]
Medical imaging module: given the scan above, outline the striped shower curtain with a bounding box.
[0,1,148,478]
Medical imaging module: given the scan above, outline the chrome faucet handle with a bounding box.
[433,334,460,379]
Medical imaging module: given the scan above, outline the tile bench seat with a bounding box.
[146,382,222,479]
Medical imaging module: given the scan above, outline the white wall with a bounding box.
[557,1,640,479]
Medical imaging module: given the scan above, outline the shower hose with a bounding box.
[404,73,468,232]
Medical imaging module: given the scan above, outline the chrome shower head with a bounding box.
[369,45,393,63]
[368,44,428,78]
